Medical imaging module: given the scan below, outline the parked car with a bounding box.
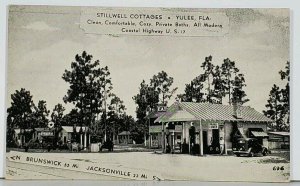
[233,138,269,157]
[100,140,114,151]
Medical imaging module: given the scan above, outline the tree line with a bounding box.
[133,56,250,133]
[7,51,138,146]
[6,51,290,147]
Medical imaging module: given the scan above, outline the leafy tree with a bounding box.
[177,75,205,102]
[263,85,285,130]
[150,71,178,105]
[62,109,81,126]
[32,100,50,128]
[133,71,177,123]
[133,71,177,143]
[7,88,35,130]
[6,116,15,147]
[279,61,290,129]
[279,61,290,81]
[280,83,290,128]
[177,56,249,105]
[264,61,290,131]
[6,88,50,146]
[108,93,126,117]
[220,58,239,105]
[51,104,65,144]
[51,103,65,128]
[133,80,158,125]
[62,51,112,130]
[231,74,249,104]
[106,94,127,140]
[125,115,144,144]
[132,80,154,141]
[211,65,226,104]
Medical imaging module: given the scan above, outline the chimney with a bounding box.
[233,101,242,119]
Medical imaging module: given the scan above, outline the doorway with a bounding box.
[209,129,220,154]
[203,131,208,154]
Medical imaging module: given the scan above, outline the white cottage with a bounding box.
[59,126,90,150]
[154,102,273,155]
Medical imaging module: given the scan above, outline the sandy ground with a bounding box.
[6,151,289,182]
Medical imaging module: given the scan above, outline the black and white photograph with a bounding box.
[5,5,290,182]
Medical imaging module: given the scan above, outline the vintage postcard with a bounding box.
[5,5,290,182]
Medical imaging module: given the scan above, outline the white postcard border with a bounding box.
[1,0,300,181]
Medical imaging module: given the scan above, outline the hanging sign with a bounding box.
[40,131,54,137]
[209,123,219,129]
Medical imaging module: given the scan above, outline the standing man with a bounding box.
[219,136,225,155]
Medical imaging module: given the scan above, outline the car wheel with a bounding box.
[262,149,268,156]
[236,154,240,157]
[248,152,254,157]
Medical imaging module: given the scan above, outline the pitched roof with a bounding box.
[35,128,54,132]
[61,126,89,133]
[251,131,269,137]
[145,111,166,119]
[118,131,131,135]
[268,131,290,136]
[162,110,196,122]
[155,102,273,123]
[14,128,33,133]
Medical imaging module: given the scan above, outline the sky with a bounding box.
[7,6,290,118]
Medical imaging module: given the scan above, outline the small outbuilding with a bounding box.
[118,131,133,144]
[268,131,290,149]
[146,104,167,148]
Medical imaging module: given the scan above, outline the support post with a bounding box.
[182,122,185,142]
[88,134,91,148]
[117,132,119,144]
[80,134,83,148]
[84,132,87,149]
[199,120,203,156]
[224,123,227,155]
[83,132,86,149]
[148,118,151,148]
[172,131,175,153]
[161,122,165,153]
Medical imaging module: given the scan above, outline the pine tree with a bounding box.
[32,100,50,128]
[62,51,112,129]
[177,75,205,102]
[264,61,290,131]
[150,71,178,105]
[220,58,239,105]
[177,56,249,105]
[263,85,284,130]
[231,74,249,104]
[200,56,214,102]
[211,65,226,104]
